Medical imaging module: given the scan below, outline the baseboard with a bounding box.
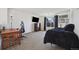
[23,30,45,35]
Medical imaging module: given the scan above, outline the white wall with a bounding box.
[0,8,8,28]
[0,8,44,33]
[0,8,72,33]
[39,16,44,31]
[8,9,33,33]
[71,9,79,36]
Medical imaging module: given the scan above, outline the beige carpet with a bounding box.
[5,31,64,50]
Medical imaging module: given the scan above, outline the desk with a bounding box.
[1,29,21,49]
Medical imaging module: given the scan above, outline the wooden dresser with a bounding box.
[1,29,21,49]
[34,23,41,31]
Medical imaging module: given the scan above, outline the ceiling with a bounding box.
[12,8,69,16]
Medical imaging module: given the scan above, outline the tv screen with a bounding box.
[32,17,39,22]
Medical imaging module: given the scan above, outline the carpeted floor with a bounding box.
[1,31,64,50]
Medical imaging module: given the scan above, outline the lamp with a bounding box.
[10,16,13,29]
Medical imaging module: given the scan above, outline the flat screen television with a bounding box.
[32,17,39,22]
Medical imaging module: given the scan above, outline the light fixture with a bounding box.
[10,16,13,29]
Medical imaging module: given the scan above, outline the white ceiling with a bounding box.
[12,8,69,16]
